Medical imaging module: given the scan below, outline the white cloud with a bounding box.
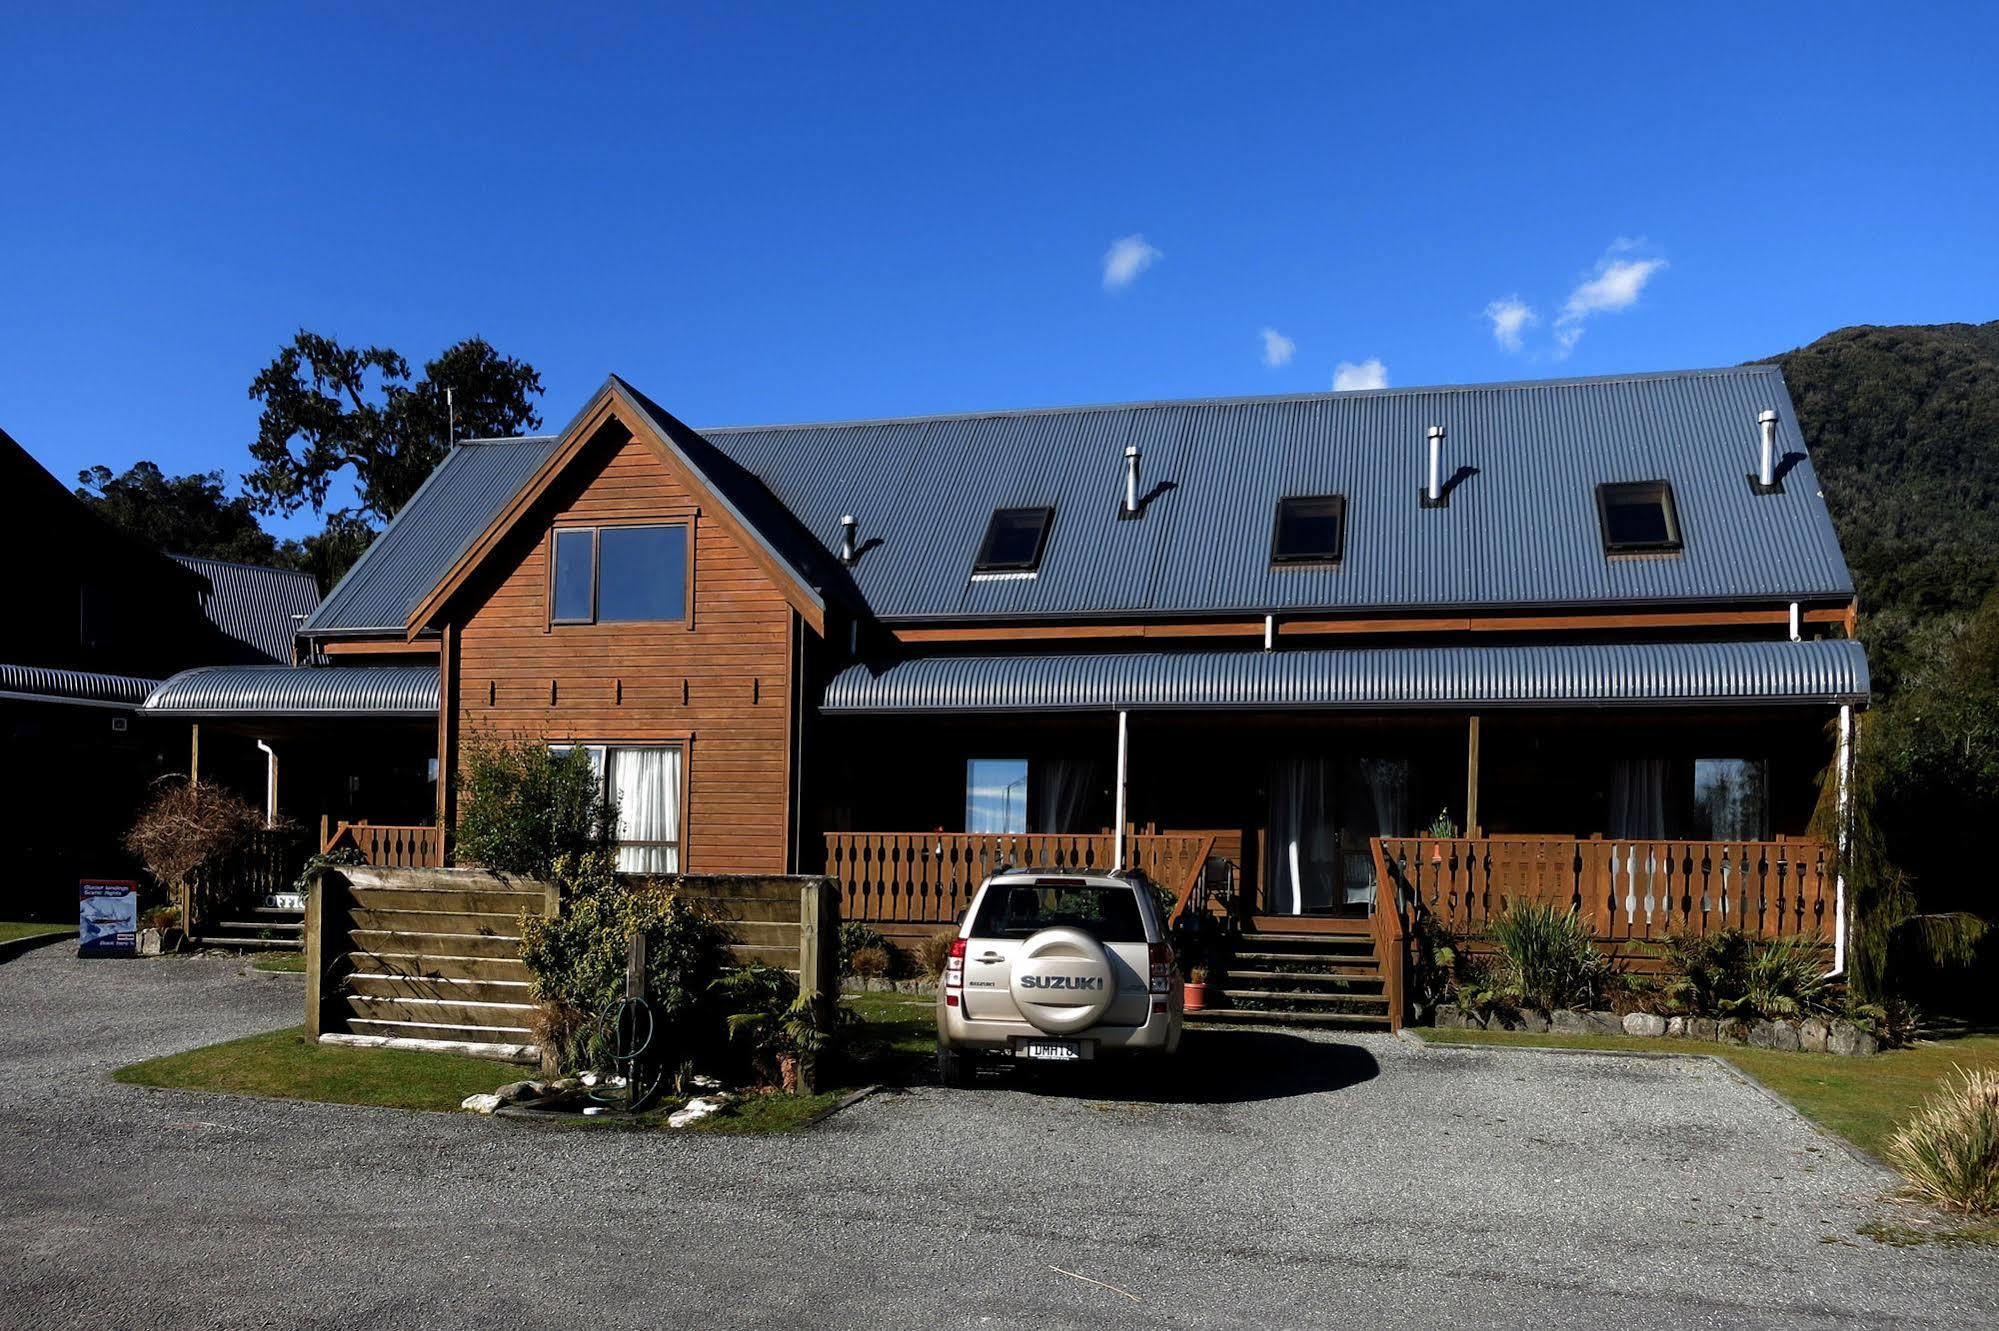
[1102,234,1162,290]
[1483,296,1537,353]
[1260,327,1295,368]
[1332,358,1389,392]
[1552,248,1668,353]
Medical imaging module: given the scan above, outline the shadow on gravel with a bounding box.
[1002,1028,1380,1105]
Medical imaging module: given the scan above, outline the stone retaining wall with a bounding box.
[1432,1004,1880,1056]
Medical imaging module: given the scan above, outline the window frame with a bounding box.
[1269,493,1348,566]
[545,520,694,628]
[1595,480,1685,557]
[550,740,690,871]
[971,506,1055,576]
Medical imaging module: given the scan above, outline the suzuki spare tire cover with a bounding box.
[1008,926,1116,1035]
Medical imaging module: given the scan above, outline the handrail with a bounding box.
[1165,832,1219,928]
[322,820,445,868]
[1369,837,1407,1030]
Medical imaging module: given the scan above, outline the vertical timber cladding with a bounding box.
[451,425,797,873]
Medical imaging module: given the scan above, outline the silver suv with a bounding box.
[936,869,1182,1084]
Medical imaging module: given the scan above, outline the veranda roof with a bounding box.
[141,665,438,718]
[820,639,1869,715]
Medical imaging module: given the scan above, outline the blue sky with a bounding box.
[3,3,1995,538]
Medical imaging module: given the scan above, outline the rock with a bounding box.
[460,1093,503,1114]
[1435,1003,1464,1029]
[494,1080,540,1104]
[1582,1010,1622,1035]
[667,1095,730,1128]
[1686,1018,1719,1043]
[1799,1016,1831,1054]
[689,1074,723,1090]
[579,1072,600,1088]
[1716,1019,1747,1045]
[1623,1012,1668,1038]
[1828,1021,1879,1057]
[1550,1009,1589,1034]
[1515,1009,1551,1033]
[1665,1016,1687,1038]
[1747,1019,1800,1052]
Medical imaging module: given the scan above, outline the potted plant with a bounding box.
[1183,964,1211,1013]
[1424,808,1459,861]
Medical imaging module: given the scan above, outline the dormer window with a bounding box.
[1270,494,1347,565]
[973,506,1053,575]
[1596,481,1683,556]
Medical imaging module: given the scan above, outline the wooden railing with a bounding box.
[186,825,313,931]
[823,830,1218,926]
[1369,838,1408,1030]
[1376,835,1837,942]
[321,819,446,869]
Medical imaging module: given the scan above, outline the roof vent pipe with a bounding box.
[1123,445,1142,516]
[1789,601,1802,642]
[1758,410,1778,488]
[838,515,858,565]
[1426,426,1446,503]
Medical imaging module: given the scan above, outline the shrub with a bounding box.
[519,873,736,1074]
[141,904,182,933]
[1885,1066,1999,1214]
[293,845,365,895]
[838,922,898,977]
[1486,902,1609,1012]
[1663,929,1753,1016]
[914,929,958,978]
[124,779,263,914]
[1664,930,1836,1019]
[847,944,891,980]
[1743,935,1835,1017]
[454,730,612,879]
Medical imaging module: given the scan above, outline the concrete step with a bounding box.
[332,1024,537,1063]
[1187,1008,1393,1029]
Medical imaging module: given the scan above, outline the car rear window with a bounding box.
[969,881,1148,943]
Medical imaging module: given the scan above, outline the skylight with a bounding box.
[1597,480,1683,555]
[1270,495,1347,565]
[973,506,1054,574]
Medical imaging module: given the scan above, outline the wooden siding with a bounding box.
[450,429,796,874]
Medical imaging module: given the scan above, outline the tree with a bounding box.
[244,332,544,523]
[274,511,377,594]
[75,461,280,564]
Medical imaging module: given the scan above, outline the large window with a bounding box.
[965,757,1029,833]
[550,524,689,624]
[552,743,685,873]
[1270,494,1347,565]
[1691,758,1769,840]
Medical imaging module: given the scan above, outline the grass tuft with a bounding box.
[1884,1065,1999,1214]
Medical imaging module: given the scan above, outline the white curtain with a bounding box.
[609,746,681,874]
[1608,758,1670,839]
[1268,758,1338,914]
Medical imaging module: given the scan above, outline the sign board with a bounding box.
[78,880,140,956]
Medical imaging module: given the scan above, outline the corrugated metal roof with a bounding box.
[300,436,560,635]
[171,555,320,662]
[821,640,1870,714]
[141,665,438,716]
[0,663,161,708]
[705,365,1854,620]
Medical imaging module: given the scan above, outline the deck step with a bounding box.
[1220,989,1388,1007]
[1223,968,1383,986]
[1187,1008,1393,1029]
[217,919,303,933]
[190,934,300,951]
[1233,932,1375,949]
[1229,951,1380,968]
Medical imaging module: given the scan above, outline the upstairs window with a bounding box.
[1270,494,1347,565]
[1597,481,1683,556]
[973,507,1054,575]
[550,523,690,624]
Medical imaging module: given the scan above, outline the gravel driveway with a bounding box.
[2,946,1994,1330]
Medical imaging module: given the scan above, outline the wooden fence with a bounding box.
[1377,835,1837,942]
[186,825,312,931]
[823,830,1218,927]
[320,820,446,868]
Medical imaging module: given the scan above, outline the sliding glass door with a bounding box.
[1266,754,1411,914]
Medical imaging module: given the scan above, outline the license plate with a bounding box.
[1021,1039,1082,1062]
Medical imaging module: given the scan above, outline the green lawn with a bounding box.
[251,953,307,973]
[0,922,74,946]
[114,1026,507,1112]
[108,992,937,1129]
[1417,1025,1999,1158]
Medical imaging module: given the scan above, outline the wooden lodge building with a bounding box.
[138,365,1867,1026]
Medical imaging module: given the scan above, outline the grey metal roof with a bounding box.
[821,640,1870,714]
[171,555,320,662]
[299,436,560,636]
[705,364,1854,620]
[141,665,438,717]
[0,663,161,709]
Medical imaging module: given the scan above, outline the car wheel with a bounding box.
[937,1046,976,1088]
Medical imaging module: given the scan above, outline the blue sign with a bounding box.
[78,880,139,956]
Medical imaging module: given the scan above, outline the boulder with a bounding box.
[1798,1017,1831,1054]
[1665,1016,1687,1038]
[1514,1009,1551,1033]
[1550,1008,1589,1034]
[1623,1012,1668,1038]
[667,1093,735,1128]
[1686,1018,1720,1043]
[460,1093,503,1114]
[1584,1010,1623,1036]
[1715,1019,1748,1045]
[1828,1021,1879,1057]
[1747,1019,1801,1052]
[494,1080,544,1104]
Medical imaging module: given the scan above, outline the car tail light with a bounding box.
[945,937,966,992]
[1148,941,1173,996]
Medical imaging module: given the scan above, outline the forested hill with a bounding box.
[1762,320,1999,685]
